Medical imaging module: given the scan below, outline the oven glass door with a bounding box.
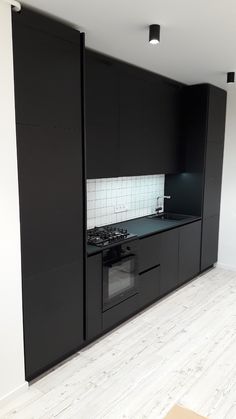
[103,243,137,311]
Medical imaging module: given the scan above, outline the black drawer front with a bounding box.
[102,294,139,332]
[138,234,162,273]
[138,265,160,308]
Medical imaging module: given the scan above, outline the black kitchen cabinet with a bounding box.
[13,11,82,129]
[85,50,120,178]
[165,84,226,272]
[23,262,83,380]
[119,71,159,176]
[86,220,202,343]
[178,221,201,285]
[85,49,183,178]
[138,234,162,273]
[201,215,220,271]
[86,254,102,341]
[12,9,85,380]
[203,141,224,218]
[159,228,179,296]
[138,223,199,305]
[102,294,139,332]
[138,265,161,308]
[119,68,182,176]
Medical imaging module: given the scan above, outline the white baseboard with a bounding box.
[0,382,28,408]
[216,262,236,272]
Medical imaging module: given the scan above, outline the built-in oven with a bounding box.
[102,239,138,311]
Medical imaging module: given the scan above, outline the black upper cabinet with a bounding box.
[85,50,120,178]
[119,69,182,176]
[207,86,227,144]
[13,12,81,129]
[12,9,85,380]
[85,49,183,178]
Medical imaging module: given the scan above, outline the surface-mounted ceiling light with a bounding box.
[149,24,160,45]
[227,72,235,84]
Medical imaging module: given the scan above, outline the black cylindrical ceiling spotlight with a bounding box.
[227,72,235,84]
[149,24,160,45]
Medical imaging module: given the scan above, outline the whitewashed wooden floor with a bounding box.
[1,267,236,419]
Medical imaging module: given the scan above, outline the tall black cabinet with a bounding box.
[165,84,227,272]
[12,9,85,380]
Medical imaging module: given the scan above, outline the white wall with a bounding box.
[218,88,236,271]
[0,1,26,403]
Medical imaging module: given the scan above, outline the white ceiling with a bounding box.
[21,0,236,89]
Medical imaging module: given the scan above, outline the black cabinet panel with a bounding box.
[23,262,84,380]
[13,9,85,380]
[138,265,160,308]
[207,86,227,144]
[203,176,222,218]
[85,51,119,178]
[182,85,208,174]
[85,49,183,178]
[119,70,182,176]
[13,19,82,129]
[201,215,220,271]
[160,229,179,295]
[86,254,102,341]
[138,234,162,273]
[119,73,157,176]
[165,173,204,216]
[179,221,201,285]
[205,141,224,179]
[203,141,224,218]
[102,294,139,331]
[16,125,84,278]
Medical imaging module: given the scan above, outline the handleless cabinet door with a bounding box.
[178,221,201,285]
[159,229,179,296]
[203,141,224,218]
[85,51,120,178]
[201,215,220,271]
[13,9,85,380]
[119,68,182,176]
[86,254,102,341]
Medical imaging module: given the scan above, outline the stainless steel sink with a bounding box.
[147,212,193,221]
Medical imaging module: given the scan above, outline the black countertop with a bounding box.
[87,214,201,256]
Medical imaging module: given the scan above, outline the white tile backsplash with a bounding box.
[87,175,165,229]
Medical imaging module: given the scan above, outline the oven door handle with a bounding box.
[104,253,136,268]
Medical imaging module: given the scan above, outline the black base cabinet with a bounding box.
[86,254,102,341]
[102,295,139,332]
[86,221,202,342]
[23,263,84,379]
[138,223,201,304]
[178,221,201,285]
[138,265,161,308]
[12,9,85,380]
[201,215,220,271]
[159,229,179,296]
